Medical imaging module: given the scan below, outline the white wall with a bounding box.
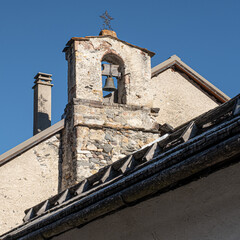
[0,134,61,235]
[152,69,219,127]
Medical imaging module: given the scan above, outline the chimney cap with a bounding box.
[34,72,52,80]
[33,72,53,88]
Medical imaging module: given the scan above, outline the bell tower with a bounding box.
[63,30,155,106]
[61,30,160,190]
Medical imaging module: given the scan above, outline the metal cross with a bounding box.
[100,11,114,30]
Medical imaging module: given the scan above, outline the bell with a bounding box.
[103,76,117,92]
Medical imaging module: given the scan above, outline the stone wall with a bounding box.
[151,68,219,128]
[61,33,221,190]
[61,99,160,190]
[65,36,153,107]
[0,133,61,235]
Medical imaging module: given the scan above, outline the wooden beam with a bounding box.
[102,64,120,77]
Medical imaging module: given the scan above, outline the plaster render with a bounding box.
[151,55,230,103]
[55,161,240,240]
[151,68,219,128]
[0,134,61,235]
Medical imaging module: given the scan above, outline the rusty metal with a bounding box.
[100,10,114,30]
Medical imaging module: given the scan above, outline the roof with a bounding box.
[62,35,155,57]
[1,94,240,240]
[151,55,230,103]
[0,119,64,167]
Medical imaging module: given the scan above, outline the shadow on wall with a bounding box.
[35,112,51,135]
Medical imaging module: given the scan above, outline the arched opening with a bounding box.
[101,53,126,104]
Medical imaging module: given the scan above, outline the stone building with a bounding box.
[1,30,238,239]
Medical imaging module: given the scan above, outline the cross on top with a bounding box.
[100,11,114,30]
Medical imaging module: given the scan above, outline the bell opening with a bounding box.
[101,54,126,104]
[102,61,118,98]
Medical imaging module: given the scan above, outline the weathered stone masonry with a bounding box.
[64,35,154,106]
[61,99,160,190]
[58,32,223,190]
[61,32,159,189]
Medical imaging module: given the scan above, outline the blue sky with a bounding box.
[0,0,239,154]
